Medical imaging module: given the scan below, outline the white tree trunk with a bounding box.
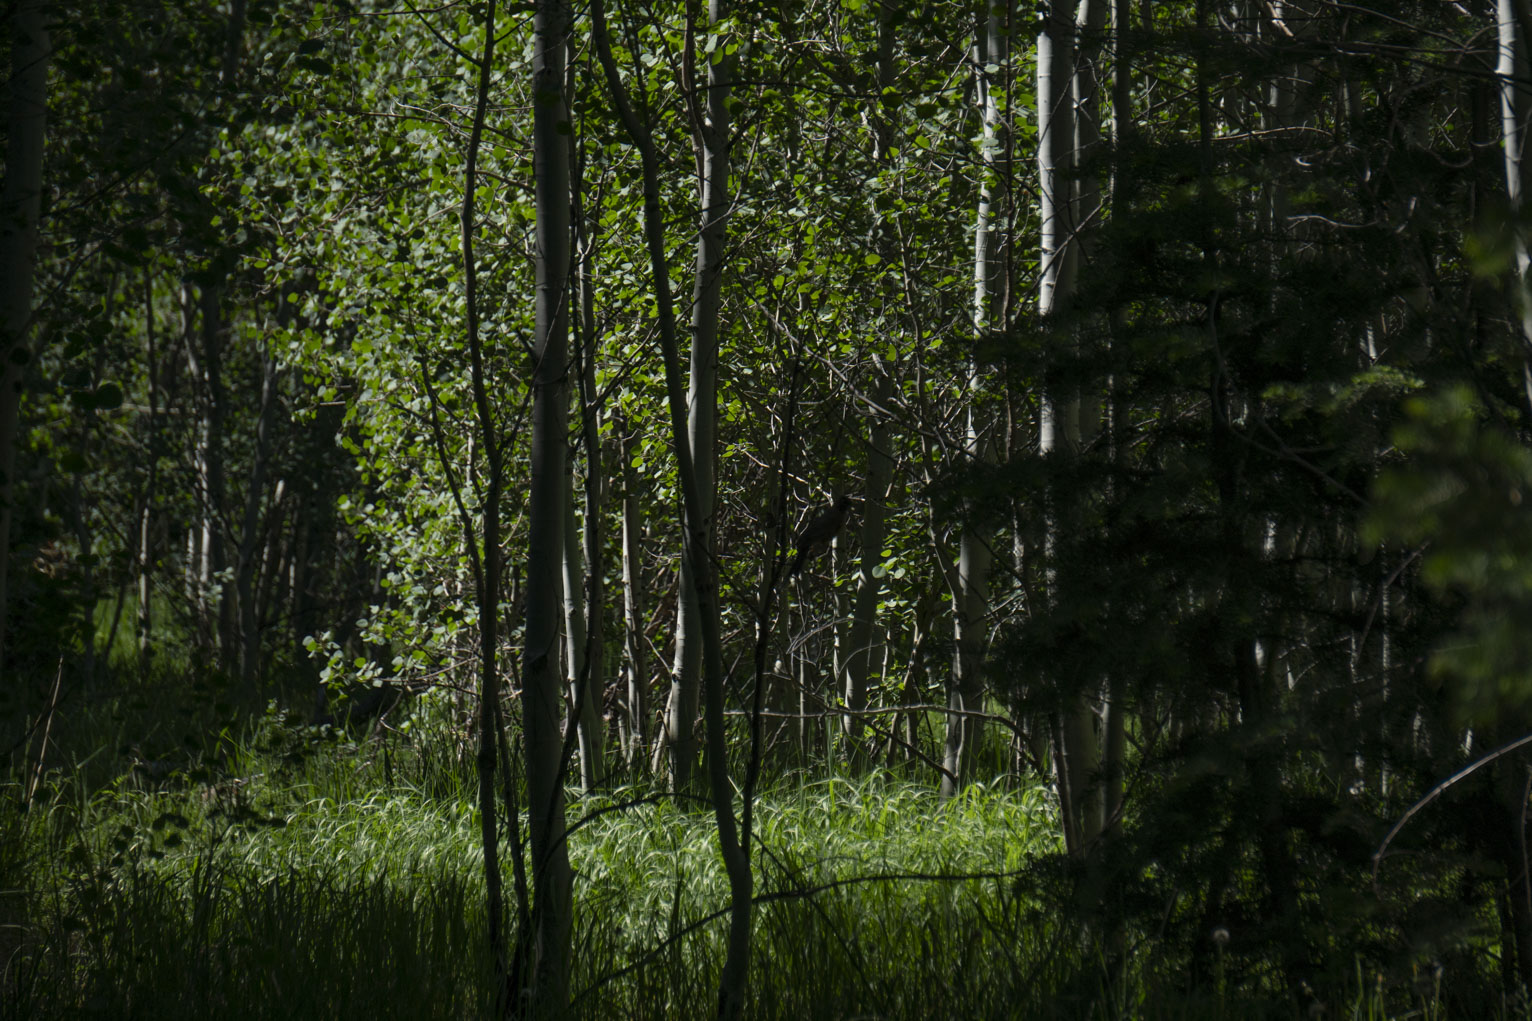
[942,0,1008,800]
[563,481,604,790]
[592,4,752,1012]
[664,0,734,791]
[843,372,893,758]
[1500,0,1532,410]
[1038,0,1101,855]
[616,417,650,764]
[523,0,575,1006]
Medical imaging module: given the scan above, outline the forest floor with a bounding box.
[2,676,1449,1020]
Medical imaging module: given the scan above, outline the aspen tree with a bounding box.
[522,0,576,1007]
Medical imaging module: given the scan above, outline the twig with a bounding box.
[1372,731,1532,883]
[24,658,65,804]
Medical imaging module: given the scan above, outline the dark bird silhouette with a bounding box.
[790,495,854,576]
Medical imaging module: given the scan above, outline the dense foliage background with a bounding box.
[6,0,1532,1017]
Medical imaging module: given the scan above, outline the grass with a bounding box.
[567,774,1061,1019]
[3,679,1490,1020]
[6,690,1074,1020]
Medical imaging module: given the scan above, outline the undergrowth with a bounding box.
[5,693,1072,1020]
[1,687,1486,1019]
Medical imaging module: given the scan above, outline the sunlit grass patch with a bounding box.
[9,734,1066,1020]
[8,716,1479,1020]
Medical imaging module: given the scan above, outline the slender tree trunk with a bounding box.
[136,500,153,670]
[664,0,735,793]
[668,553,703,787]
[562,484,604,790]
[616,416,650,765]
[1494,0,1532,989]
[66,471,96,687]
[185,520,200,605]
[186,286,230,661]
[842,373,892,763]
[0,0,50,676]
[576,383,608,790]
[292,479,322,714]
[181,286,202,613]
[1037,2,1077,320]
[1193,0,1301,989]
[235,346,279,689]
[754,456,786,761]
[254,480,287,662]
[137,276,160,678]
[200,0,249,667]
[942,0,1008,800]
[1500,0,1532,411]
[436,3,513,1007]
[220,0,247,88]
[797,622,812,761]
[890,578,938,768]
[1036,0,1098,854]
[524,0,575,1008]
[592,6,751,1012]
[844,2,900,766]
[1070,0,1109,853]
[1098,0,1137,845]
[566,130,607,792]
[943,487,992,798]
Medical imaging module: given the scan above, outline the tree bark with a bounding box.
[663,0,735,793]
[185,285,230,661]
[235,345,279,689]
[220,0,247,88]
[564,72,608,792]
[1037,1,1077,318]
[615,416,651,766]
[592,5,752,1013]
[1494,0,1532,990]
[1499,0,1532,411]
[562,482,605,791]
[843,2,900,767]
[136,275,160,678]
[1038,0,1101,854]
[453,1,512,1008]
[524,0,575,1009]
[942,0,1007,800]
[842,372,892,762]
[1098,0,1136,847]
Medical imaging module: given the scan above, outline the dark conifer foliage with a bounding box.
[985,2,1532,1008]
